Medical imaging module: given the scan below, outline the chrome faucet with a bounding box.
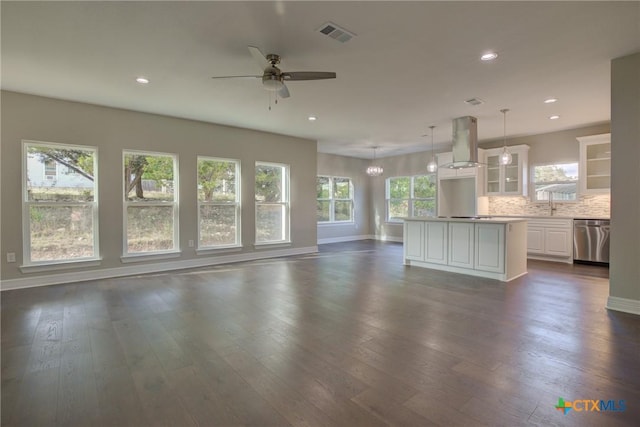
[548,196,557,216]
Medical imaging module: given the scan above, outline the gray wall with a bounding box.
[317,153,371,242]
[1,91,318,281]
[479,122,611,166]
[610,52,640,304]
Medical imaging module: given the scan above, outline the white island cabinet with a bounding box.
[403,217,528,282]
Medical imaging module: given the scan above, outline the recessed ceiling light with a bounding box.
[544,98,558,104]
[480,52,498,61]
[308,116,317,121]
[136,77,150,84]
[549,115,560,120]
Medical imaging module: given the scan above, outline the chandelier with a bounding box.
[366,146,383,176]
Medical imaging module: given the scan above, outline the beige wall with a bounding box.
[1,91,317,282]
[610,52,640,305]
[317,153,371,241]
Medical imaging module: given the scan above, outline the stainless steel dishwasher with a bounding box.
[573,219,610,264]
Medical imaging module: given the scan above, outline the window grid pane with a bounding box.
[29,204,95,261]
[199,204,238,247]
[317,200,331,222]
[124,153,176,202]
[126,205,175,253]
[256,204,285,242]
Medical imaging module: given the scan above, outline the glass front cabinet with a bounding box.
[483,144,529,196]
[577,133,611,194]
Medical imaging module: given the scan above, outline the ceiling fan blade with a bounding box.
[278,84,290,99]
[248,45,270,71]
[282,71,336,81]
[211,75,261,79]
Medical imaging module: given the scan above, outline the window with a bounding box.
[386,174,436,222]
[197,157,240,249]
[317,176,354,223]
[255,162,289,244]
[412,174,437,216]
[532,163,579,202]
[44,159,57,180]
[23,141,98,264]
[123,151,178,255]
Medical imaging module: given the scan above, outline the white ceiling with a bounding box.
[2,1,639,159]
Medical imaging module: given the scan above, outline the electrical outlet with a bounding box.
[7,252,16,263]
[188,240,195,248]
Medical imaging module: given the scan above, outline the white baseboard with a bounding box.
[526,254,573,264]
[317,235,374,244]
[0,246,318,291]
[606,296,640,315]
[375,235,403,243]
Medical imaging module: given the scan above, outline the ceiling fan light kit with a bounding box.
[211,46,336,101]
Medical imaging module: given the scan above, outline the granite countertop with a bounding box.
[487,214,610,220]
[404,216,528,224]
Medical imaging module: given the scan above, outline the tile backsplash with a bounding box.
[488,194,610,217]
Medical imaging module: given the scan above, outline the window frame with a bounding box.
[531,162,580,203]
[386,174,437,222]
[255,161,290,245]
[317,175,354,224]
[22,140,100,268]
[196,156,241,251]
[122,149,180,258]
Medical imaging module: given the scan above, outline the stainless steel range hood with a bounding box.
[447,116,482,169]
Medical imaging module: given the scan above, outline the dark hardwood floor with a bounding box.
[2,240,639,426]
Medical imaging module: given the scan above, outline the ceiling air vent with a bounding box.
[317,22,356,43]
[464,97,485,106]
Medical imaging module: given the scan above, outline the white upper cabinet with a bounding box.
[483,144,529,196]
[577,133,611,194]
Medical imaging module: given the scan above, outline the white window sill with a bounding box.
[385,221,404,225]
[254,241,292,250]
[318,222,356,227]
[120,251,181,263]
[196,245,243,256]
[20,258,102,274]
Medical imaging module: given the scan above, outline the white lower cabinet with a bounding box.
[545,228,572,257]
[448,222,475,269]
[424,221,448,264]
[475,223,505,273]
[404,221,424,261]
[526,218,573,263]
[527,227,545,254]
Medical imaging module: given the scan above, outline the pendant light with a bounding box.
[426,125,438,173]
[499,108,513,166]
[366,146,384,176]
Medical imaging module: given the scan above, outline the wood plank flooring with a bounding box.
[2,240,639,426]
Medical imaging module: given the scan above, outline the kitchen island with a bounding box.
[403,217,528,282]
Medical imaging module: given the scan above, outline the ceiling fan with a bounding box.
[211,46,336,99]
